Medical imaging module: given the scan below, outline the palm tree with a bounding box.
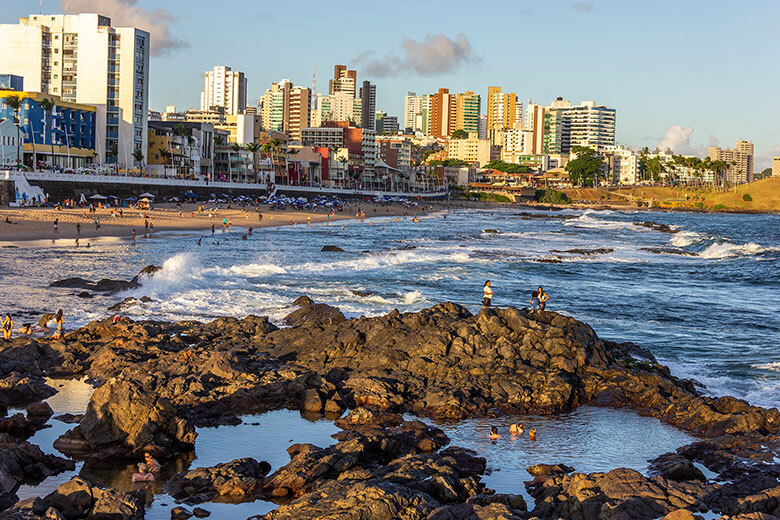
[261,142,274,183]
[213,135,225,182]
[132,147,144,175]
[244,142,261,182]
[107,143,119,174]
[269,138,283,183]
[174,123,192,176]
[287,147,300,185]
[3,94,24,167]
[39,97,55,170]
[186,135,196,178]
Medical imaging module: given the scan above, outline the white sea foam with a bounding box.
[294,250,476,273]
[753,362,780,372]
[402,290,425,305]
[699,242,776,259]
[563,214,635,231]
[214,262,287,277]
[670,230,708,248]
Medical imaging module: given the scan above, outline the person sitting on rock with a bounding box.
[18,323,33,336]
[530,291,540,312]
[489,426,501,439]
[52,309,64,338]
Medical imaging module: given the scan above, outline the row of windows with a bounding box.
[1,136,18,146]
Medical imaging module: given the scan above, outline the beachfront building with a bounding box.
[312,92,362,128]
[0,74,23,91]
[486,86,522,147]
[200,65,247,116]
[543,98,616,154]
[301,122,376,187]
[0,90,96,169]
[523,102,545,154]
[0,13,149,165]
[602,145,639,185]
[707,140,754,184]
[259,79,311,142]
[376,136,412,172]
[0,117,19,166]
[146,121,215,179]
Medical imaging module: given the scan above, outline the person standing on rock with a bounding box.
[483,281,493,310]
[537,287,549,310]
[2,314,13,340]
[52,309,64,339]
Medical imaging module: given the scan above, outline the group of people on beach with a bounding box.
[2,310,64,340]
[482,281,549,312]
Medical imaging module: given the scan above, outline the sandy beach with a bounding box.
[0,201,441,244]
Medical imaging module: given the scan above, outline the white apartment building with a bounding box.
[501,129,538,163]
[313,92,361,127]
[200,65,247,116]
[773,157,780,178]
[404,92,422,133]
[0,13,149,164]
[602,145,639,185]
[544,98,616,153]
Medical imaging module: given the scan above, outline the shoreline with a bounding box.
[0,201,439,245]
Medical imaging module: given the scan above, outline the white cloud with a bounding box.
[657,125,695,153]
[59,0,187,56]
[353,34,481,77]
[572,1,594,12]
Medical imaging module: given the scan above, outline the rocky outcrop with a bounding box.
[0,434,75,512]
[1,477,144,520]
[165,457,271,503]
[49,265,160,294]
[0,374,55,408]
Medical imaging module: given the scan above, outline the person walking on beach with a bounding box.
[211,224,215,235]
[2,314,12,340]
[76,222,81,236]
[537,286,549,310]
[53,218,59,234]
[483,281,493,310]
[132,229,136,244]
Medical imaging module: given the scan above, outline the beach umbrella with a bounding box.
[139,192,156,198]
[89,194,108,200]
[125,196,137,201]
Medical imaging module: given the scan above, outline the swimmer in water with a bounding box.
[529,429,537,441]
[489,426,501,439]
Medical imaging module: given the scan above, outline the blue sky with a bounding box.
[7,0,780,168]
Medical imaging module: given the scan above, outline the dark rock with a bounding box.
[165,457,271,502]
[52,414,83,424]
[649,453,706,482]
[107,296,153,312]
[527,463,575,477]
[550,248,614,255]
[192,507,210,518]
[634,221,678,233]
[292,296,313,307]
[25,402,53,419]
[76,292,92,299]
[483,229,500,233]
[170,506,192,519]
[321,245,345,252]
[641,247,698,256]
[0,414,40,439]
[0,374,56,406]
[283,301,345,328]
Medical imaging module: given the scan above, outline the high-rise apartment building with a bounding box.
[313,92,361,127]
[359,80,376,130]
[329,65,357,96]
[523,102,545,154]
[404,92,423,133]
[0,13,149,163]
[456,91,481,135]
[200,65,247,116]
[260,79,310,141]
[486,86,522,146]
[429,88,457,139]
[707,140,754,184]
[543,98,616,154]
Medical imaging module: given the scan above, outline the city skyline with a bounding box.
[5,0,780,169]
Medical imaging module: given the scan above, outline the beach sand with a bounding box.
[0,202,446,244]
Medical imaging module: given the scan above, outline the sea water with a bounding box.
[0,206,777,408]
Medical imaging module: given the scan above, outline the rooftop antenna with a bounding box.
[312,63,317,111]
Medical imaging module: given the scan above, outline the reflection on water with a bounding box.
[417,405,696,505]
[16,377,341,519]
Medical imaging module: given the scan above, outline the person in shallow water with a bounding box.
[482,280,493,310]
[132,451,160,482]
[489,426,501,439]
[537,286,549,310]
[2,314,12,340]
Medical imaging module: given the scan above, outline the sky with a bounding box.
[6,0,780,169]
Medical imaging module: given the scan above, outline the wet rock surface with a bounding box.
[1,300,778,518]
[49,265,160,294]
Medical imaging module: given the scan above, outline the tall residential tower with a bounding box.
[200,65,247,116]
[0,13,149,163]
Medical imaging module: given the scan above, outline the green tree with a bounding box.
[107,143,119,174]
[38,97,55,169]
[450,129,469,139]
[428,158,470,167]
[3,94,24,167]
[484,160,533,174]
[244,142,261,180]
[565,146,604,186]
[132,147,144,173]
[231,143,242,183]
